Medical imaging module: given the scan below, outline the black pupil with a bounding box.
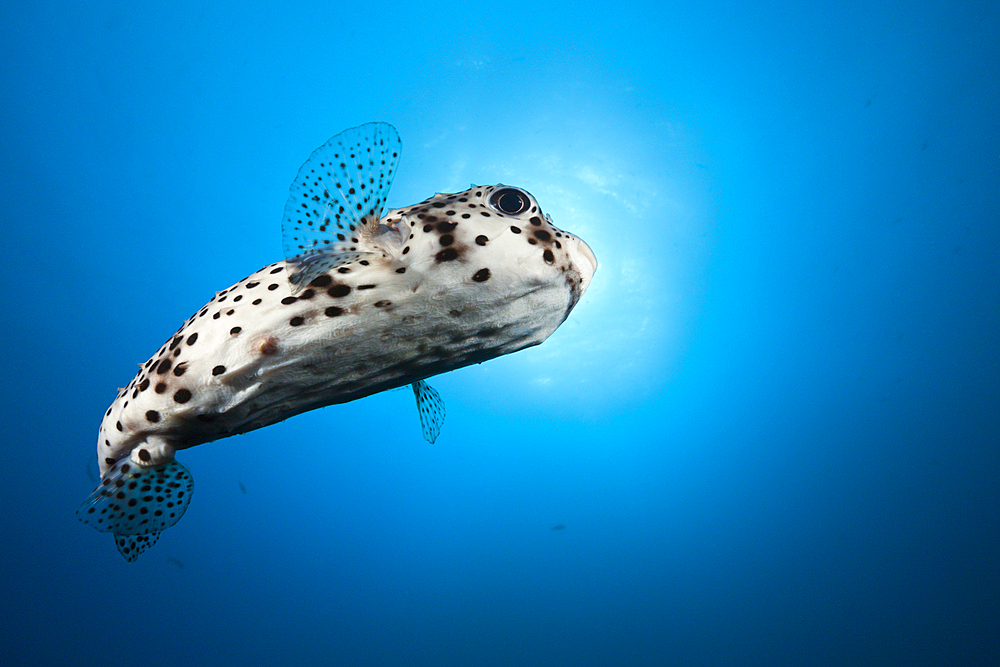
[497,191,525,214]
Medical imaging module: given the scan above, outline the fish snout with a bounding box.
[572,236,598,294]
[578,238,598,274]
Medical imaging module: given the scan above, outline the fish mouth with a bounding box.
[578,238,598,273]
[567,236,597,310]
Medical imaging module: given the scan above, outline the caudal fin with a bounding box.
[77,458,193,562]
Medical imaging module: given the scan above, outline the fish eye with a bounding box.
[489,188,530,215]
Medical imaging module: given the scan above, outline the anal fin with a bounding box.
[412,380,445,443]
[115,531,160,563]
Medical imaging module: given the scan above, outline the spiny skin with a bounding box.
[79,123,597,561]
[95,184,596,476]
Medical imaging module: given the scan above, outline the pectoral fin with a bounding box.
[412,380,445,444]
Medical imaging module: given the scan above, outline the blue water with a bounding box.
[2,1,998,665]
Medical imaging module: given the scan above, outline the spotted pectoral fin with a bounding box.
[281,122,401,292]
[283,248,379,293]
[77,457,193,560]
[412,380,445,444]
[114,531,160,563]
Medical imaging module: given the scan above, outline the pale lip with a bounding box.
[578,238,598,273]
[573,236,598,296]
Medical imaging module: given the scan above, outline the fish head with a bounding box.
[383,184,597,325]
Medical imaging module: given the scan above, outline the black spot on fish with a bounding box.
[328,284,351,297]
[435,247,458,262]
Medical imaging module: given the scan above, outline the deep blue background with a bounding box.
[2,1,998,665]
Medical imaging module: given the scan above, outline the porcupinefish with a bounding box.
[77,122,597,562]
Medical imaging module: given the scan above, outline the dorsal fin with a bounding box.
[281,122,401,292]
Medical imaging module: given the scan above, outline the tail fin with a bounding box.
[77,458,193,562]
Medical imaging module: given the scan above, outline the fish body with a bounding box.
[78,123,597,561]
